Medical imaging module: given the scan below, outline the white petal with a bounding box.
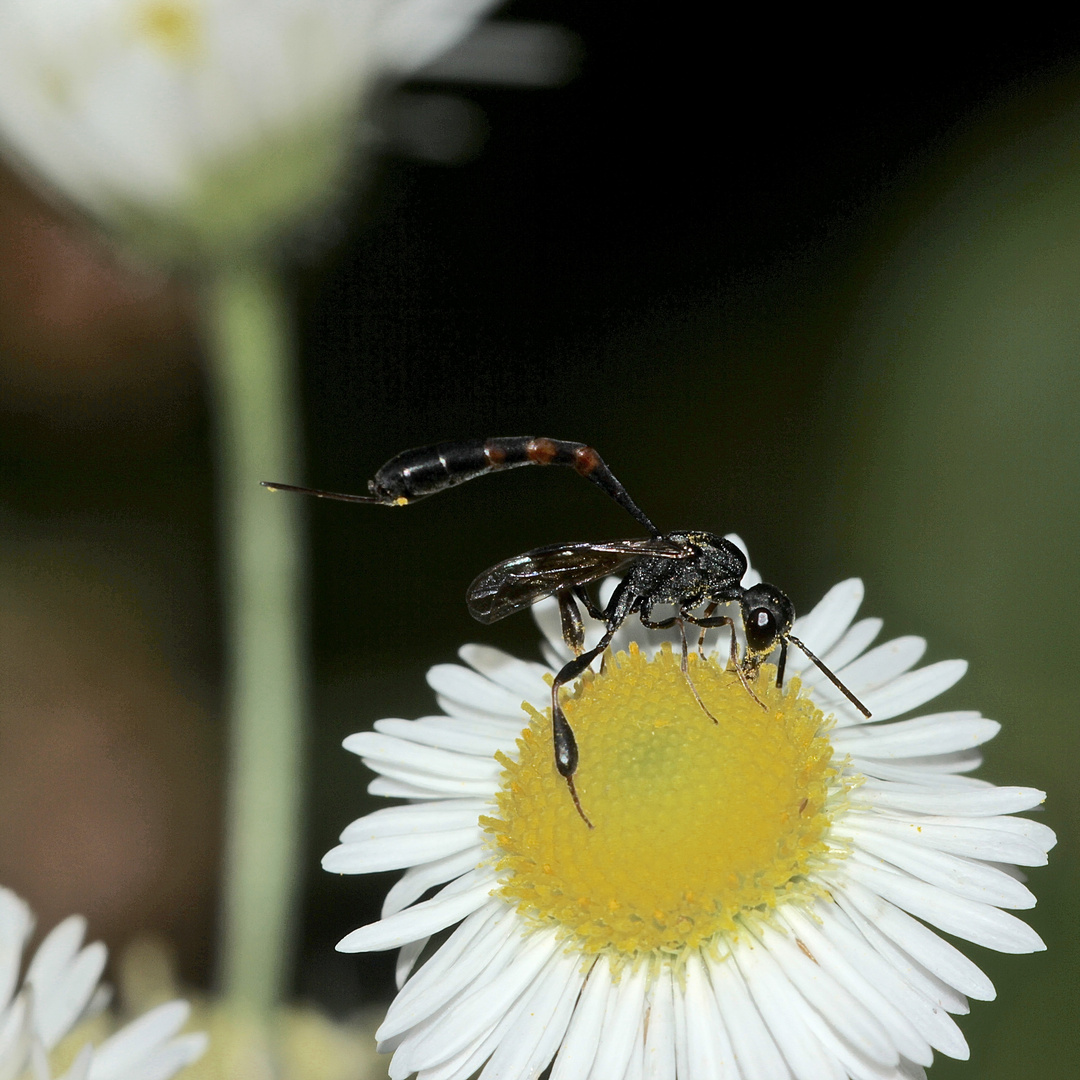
[0,990,32,1078]
[841,810,1052,866]
[642,965,676,1080]
[540,640,568,671]
[706,955,792,1080]
[898,1062,928,1080]
[459,644,550,699]
[361,758,499,798]
[374,717,513,757]
[86,1001,191,1080]
[833,889,971,1015]
[97,1032,207,1080]
[369,776,450,799]
[813,618,883,680]
[803,1019,906,1080]
[834,862,998,1000]
[0,890,33,1013]
[832,713,999,759]
[479,949,583,1080]
[408,1026,492,1079]
[377,0,497,73]
[379,904,513,1039]
[25,915,85,996]
[550,956,612,1080]
[825,897,971,1061]
[341,800,487,843]
[532,593,569,655]
[834,637,927,694]
[622,1009,646,1080]
[344,732,503,781]
[672,962,690,1079]
[418,713,524,739]
[789,579,865,669]
[779,906,932,1067]
[836,860,1045,954]
[752,922,897,1066]
[337,870,496,952]
[589,962,648,1080]
[409,943,569,1080]
[427,664,527,716]
[682,953,742,1078]
[584,970,625,1080]
[382,846,488,918]
[396,937,430,991]
[399,928,558,1068]
[811,900,967,1059]
[733,936,846,1080]
[851,783,1045,816]
[845,829,1036,909]
[324,827,481,874]
[851,661,968,722]
[28,920,106,1051]
[849,756,987,782]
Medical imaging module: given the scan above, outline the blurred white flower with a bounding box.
[0,887,205,1079]
[0,0,502,258]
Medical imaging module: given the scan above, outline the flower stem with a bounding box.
[205,261,307,1014]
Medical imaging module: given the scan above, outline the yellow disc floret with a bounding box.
[134,2,202,60]
[482,643,840,958]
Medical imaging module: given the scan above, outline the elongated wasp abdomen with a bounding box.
[264,436,658,535]
[266,436,871,826]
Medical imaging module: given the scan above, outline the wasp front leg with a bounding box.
[684,609,767,711]
[695,601,719,658]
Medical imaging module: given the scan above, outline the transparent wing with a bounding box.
[466,538,683,624]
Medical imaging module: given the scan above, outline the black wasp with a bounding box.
[265,437,870,827]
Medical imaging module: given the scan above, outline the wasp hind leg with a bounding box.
[550,629,617,829]
[557,590,586,656]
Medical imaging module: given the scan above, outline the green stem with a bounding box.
[206,261,306,1013]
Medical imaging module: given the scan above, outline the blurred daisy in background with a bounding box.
[326,540,1055,1080]
[0,0,529,261]
[0,1,571,1055]
[0,887,204,1080]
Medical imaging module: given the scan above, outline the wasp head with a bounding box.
[739,582,795,667]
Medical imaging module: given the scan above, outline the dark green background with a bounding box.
[1,10,1076,1077]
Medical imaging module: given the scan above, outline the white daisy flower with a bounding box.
[0,887,206,1079]
[324,539,1055,1080]
[0,0,501,258]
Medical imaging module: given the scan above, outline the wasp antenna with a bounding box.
[776,638,789,688]
[261,481,385,504]
[787,634,871,718]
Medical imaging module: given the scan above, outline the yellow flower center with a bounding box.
[483,643,840,958]
[134,1,202,59]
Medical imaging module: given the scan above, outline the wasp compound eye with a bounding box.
[739,582,794,660]
[745,607,777,652]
